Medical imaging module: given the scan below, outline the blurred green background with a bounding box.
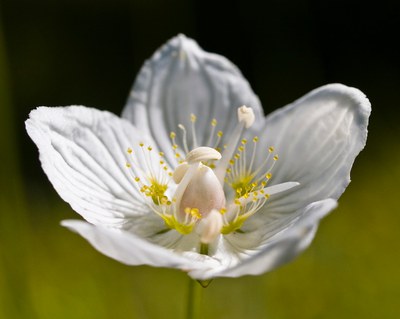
[1,0,399,318]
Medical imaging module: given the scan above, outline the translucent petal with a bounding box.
[26,106,162,227]
[122,34,263,165]
[206,199,337,279]
[255,84,370,216]
[62,220,203,270]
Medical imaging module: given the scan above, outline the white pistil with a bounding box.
[173,147,223,215]
[173,163,200,215]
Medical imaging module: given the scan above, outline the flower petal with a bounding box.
[256,84,370,215]
[122,34,263,164]
[205,199,337,279]
[26,106,162,227]
[61,220,202,270]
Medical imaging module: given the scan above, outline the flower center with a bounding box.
[125,106,299,247]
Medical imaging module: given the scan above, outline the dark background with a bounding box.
[3,0,399,181]
[1,0,399,318]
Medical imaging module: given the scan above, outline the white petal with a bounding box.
[256,84,370,215]
[208,199,337,279]
[26,106,162,227]
[122,34,263,164]
[61,220,202,270]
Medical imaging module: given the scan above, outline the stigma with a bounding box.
[125,105,299,251]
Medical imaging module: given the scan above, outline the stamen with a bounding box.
[248,136,258,173]
[213,131,223,149]
[214,124,244,183]
[206,118,218,146]
[214,106,255,184]
[190,113,198,149]
[169,131,184,163]
[178,124,189,154]
[237,182,299,206]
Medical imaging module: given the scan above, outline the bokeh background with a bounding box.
[1,0,399,318]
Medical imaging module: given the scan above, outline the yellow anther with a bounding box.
[220,207,227,214]
[234,199,241,206]
[147,146,153,151]
[127,148,133,154]
[159,152,164,157]
[238,146,244,152]
[168,172,173,176]
[134,177,140,182]
[273,155,279,161]
[264,194,270,199]
[241,139,247,145]
[139,142,144,147]
[184,207,201,219]
[229,159,235,165]
[190,114,197,123]
[211,119,218,127]
[172,144,178,150]
[126,163,131,168]
[253,136,259,143]
[170,132,176,139]
[226,168,231,173]
[217,131,223,137]
[142,179,168,205]
[234,154,240,159]
[163,166,168,171]
[191,208,201,218]
[175,153,181,158]
[266,172,272,179]
[269,146,274,153]
[160,160,164,165]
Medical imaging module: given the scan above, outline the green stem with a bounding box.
[186,279,202,319]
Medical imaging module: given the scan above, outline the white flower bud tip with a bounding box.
[197,209,223,244]
[237,105,255,128]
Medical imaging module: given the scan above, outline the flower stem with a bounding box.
[186,279,203,319]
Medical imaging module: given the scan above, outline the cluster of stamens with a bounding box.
[124,106,294,248]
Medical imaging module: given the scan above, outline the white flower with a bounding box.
[25,34,370,281]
